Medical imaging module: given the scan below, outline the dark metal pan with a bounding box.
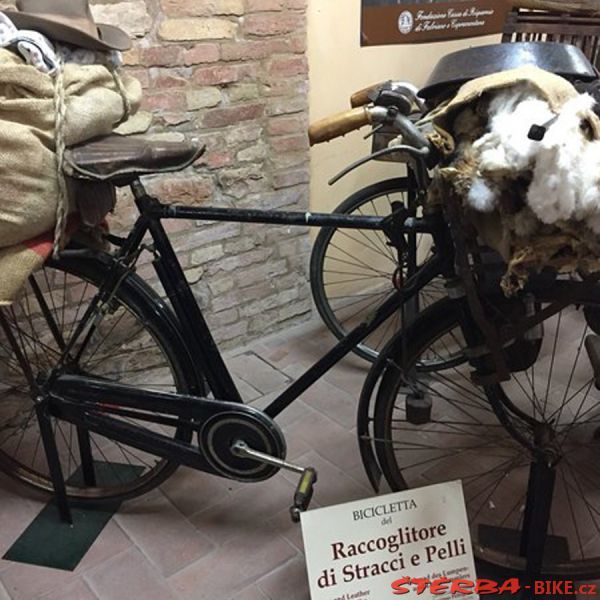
[420,42,598,104]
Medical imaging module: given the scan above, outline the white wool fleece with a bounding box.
[466,86,600,232]
[467,84,554,212]
[528,93,600,229]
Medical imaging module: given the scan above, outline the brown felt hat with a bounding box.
[6,0,131,51]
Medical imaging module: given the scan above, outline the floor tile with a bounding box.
[189,476,298,545]
[115,491,214,577]
[169,527,297,600]
[84,548,175,600]
[38,578,98,600]
[232,584,269,600]
[258,556,310,600]
[159,466,240,518]
[0,561,76,600]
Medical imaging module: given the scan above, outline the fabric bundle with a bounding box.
[426,66,600,293]
[0,14,141,305]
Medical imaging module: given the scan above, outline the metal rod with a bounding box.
[153,204,386,230]
[231,440,304,474]
[265,254,445,419]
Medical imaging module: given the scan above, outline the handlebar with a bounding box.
[350,81,390,108]
[308,106,374,146]
[309,104,430,155]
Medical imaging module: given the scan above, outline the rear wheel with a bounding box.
[374,294,600,578]
[0,254,200,503]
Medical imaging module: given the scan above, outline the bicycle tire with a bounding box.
[310,178,446,362]
[0,252,202,503]
[373,295,600,578]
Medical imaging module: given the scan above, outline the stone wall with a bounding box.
[3,0,312,348]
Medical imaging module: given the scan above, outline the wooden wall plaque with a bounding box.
[361,0,510,46]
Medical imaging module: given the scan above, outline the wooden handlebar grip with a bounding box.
[350,81,388,108]
[308,107,372,146]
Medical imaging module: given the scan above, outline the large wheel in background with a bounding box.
[373,295,600,578]
[310,178,445,362]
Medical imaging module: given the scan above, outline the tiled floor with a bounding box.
[0,318,378,600]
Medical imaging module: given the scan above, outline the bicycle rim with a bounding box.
[0,256,195,502]
[374,296,600,578]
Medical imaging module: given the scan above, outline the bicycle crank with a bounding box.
[231,440,318,522]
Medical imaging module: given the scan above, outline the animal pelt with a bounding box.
[428,75,600,294]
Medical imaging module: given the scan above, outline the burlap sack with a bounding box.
[0,48,141,247]
[426,66,579,155]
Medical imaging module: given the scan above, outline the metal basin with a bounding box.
[420,42,598,104]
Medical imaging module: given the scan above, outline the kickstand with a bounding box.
[519,457,556,600]
[0,309,72,524]
[35,400,72,525]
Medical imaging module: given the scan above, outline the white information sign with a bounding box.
[300,481,477,600]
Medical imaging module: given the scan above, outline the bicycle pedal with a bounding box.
[290,467,317,523]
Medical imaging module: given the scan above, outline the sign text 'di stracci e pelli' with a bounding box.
[300,481,477,600]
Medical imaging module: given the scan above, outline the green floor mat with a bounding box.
[3,462,143,571]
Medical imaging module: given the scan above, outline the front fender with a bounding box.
[357,330,405,493]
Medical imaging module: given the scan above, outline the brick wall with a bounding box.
[3,0,312,348]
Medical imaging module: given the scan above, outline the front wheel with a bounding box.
[373,295,600,578]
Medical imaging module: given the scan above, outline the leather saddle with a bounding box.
[64,134,205,186]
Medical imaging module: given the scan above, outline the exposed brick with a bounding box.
[201,103,265,128]
[186,88,222,110]
[267,56,308,78]
[267,115,305,136]
[141,90,187,112]
[147,177,214,204]
[139,46,183,67]
[266,95,307,116]
[220,40,288,61]
[92,0,310,350]
[191,244,225,265]
[243,13,304,37]
[152,73,189,88]
[228,83,261,103]
[289,33,306,53]
[263,78,307,97]
[182,43,220,65]
[122,47,140,66]
[247,0,284,11]
[225,124,263,145]
[237,142,267,162]
[270,134,308,153]
[91,1,151,37]
[192,65,252,86]
[125,68,150,88]
[162,0,244,17]
[272,168,310,189]
[159,18,237,41]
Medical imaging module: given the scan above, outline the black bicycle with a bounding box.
[2,53,600,593]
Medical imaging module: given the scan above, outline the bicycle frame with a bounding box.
[51,184,453,426]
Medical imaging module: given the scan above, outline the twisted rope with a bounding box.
[109,64,131,126]
[52,58,68,258]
